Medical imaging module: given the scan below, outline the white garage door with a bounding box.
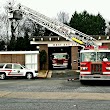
[25,54,38,70]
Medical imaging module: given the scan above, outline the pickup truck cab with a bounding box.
[0,63,38,79]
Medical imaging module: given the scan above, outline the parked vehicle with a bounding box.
[80,46,110,82]
[51,53,69,68]
[0,63,38,79]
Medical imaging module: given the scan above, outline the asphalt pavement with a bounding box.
[0,70,110,110]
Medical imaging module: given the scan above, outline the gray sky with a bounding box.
[0,0,110,21]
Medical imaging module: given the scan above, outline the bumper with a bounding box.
[53,65,67,68]
[80,74,110,80]
[33,72,39,77]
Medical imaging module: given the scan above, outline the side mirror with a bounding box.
[66,55,69,59]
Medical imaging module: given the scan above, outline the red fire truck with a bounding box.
[51,53,69,68]
[80,46,110,82]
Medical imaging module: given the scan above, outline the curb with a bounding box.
[46,70,52,78]
[37,70,48,78]
[37,70,53,79]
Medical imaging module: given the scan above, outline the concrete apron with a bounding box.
[37,70,52,78]
[37,70,80,79]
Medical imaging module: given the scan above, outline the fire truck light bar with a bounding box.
[84,46,108,50]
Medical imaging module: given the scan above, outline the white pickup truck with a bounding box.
[0,63,38,79]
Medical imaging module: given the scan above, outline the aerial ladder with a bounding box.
[8,3,99,48]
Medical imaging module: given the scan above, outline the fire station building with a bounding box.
[31,35,110,70]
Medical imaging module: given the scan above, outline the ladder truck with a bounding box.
[8,3,110,82]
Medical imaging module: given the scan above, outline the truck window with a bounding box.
[5,64,12,69]
[13,64,23,69]
[97,52,110,61]
[0,64,5,68]
[81,52,96,62]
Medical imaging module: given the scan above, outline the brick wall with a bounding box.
[102,43,110,49]
[0,54,25,65]
[71,46,78,70]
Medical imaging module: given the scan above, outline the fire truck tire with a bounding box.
[26,73,33,79]
[0,73,6,80]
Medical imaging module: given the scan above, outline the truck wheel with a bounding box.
[26,73,33,79]
[0,74,6,80]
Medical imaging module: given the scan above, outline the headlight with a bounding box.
[106,67,110,70]
[81,67,88,70]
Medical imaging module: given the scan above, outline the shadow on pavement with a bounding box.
[80,80,110,86]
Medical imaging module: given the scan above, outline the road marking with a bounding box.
[0,91,110,100]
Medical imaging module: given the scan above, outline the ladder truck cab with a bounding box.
[80,46,110,81]
[51,53,69,68]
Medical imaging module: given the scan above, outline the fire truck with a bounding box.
[80,46,110,81]
[51,53,69,68]
[7,2,109,82]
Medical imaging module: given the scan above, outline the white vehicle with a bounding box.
[0,63,38,79]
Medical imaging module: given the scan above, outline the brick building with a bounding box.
[31,35,110,70]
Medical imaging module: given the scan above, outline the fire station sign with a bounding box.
[48,43,79,47]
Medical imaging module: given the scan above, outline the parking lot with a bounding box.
[0,71,110,110]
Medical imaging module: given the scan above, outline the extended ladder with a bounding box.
[17,4,98,47]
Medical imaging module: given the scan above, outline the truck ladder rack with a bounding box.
[16,4,98,47]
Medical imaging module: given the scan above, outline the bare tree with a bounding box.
[0,13,9,41]
[106,21,110,35]
[0,0,16,42]
[20,17,45,38]
[57,11,69,24]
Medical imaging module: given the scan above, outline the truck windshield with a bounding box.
[81,52,96,62]
[97,52,110,61]
[53,54,68,59]
[81,52,110,62]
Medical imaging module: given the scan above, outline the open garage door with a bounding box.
[48,47,71,70]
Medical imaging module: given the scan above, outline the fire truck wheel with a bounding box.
[26,73,33,79]
[0,74,6,80]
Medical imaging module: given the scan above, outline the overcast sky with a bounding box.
[0,0,110,21]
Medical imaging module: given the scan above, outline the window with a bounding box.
[5,64,12,69]
[0,64,5,68]
[53,54,68,59]
[81,52,96,62]
[97,52,110,61]
[13,64,23,69]
[25,54,38,69]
